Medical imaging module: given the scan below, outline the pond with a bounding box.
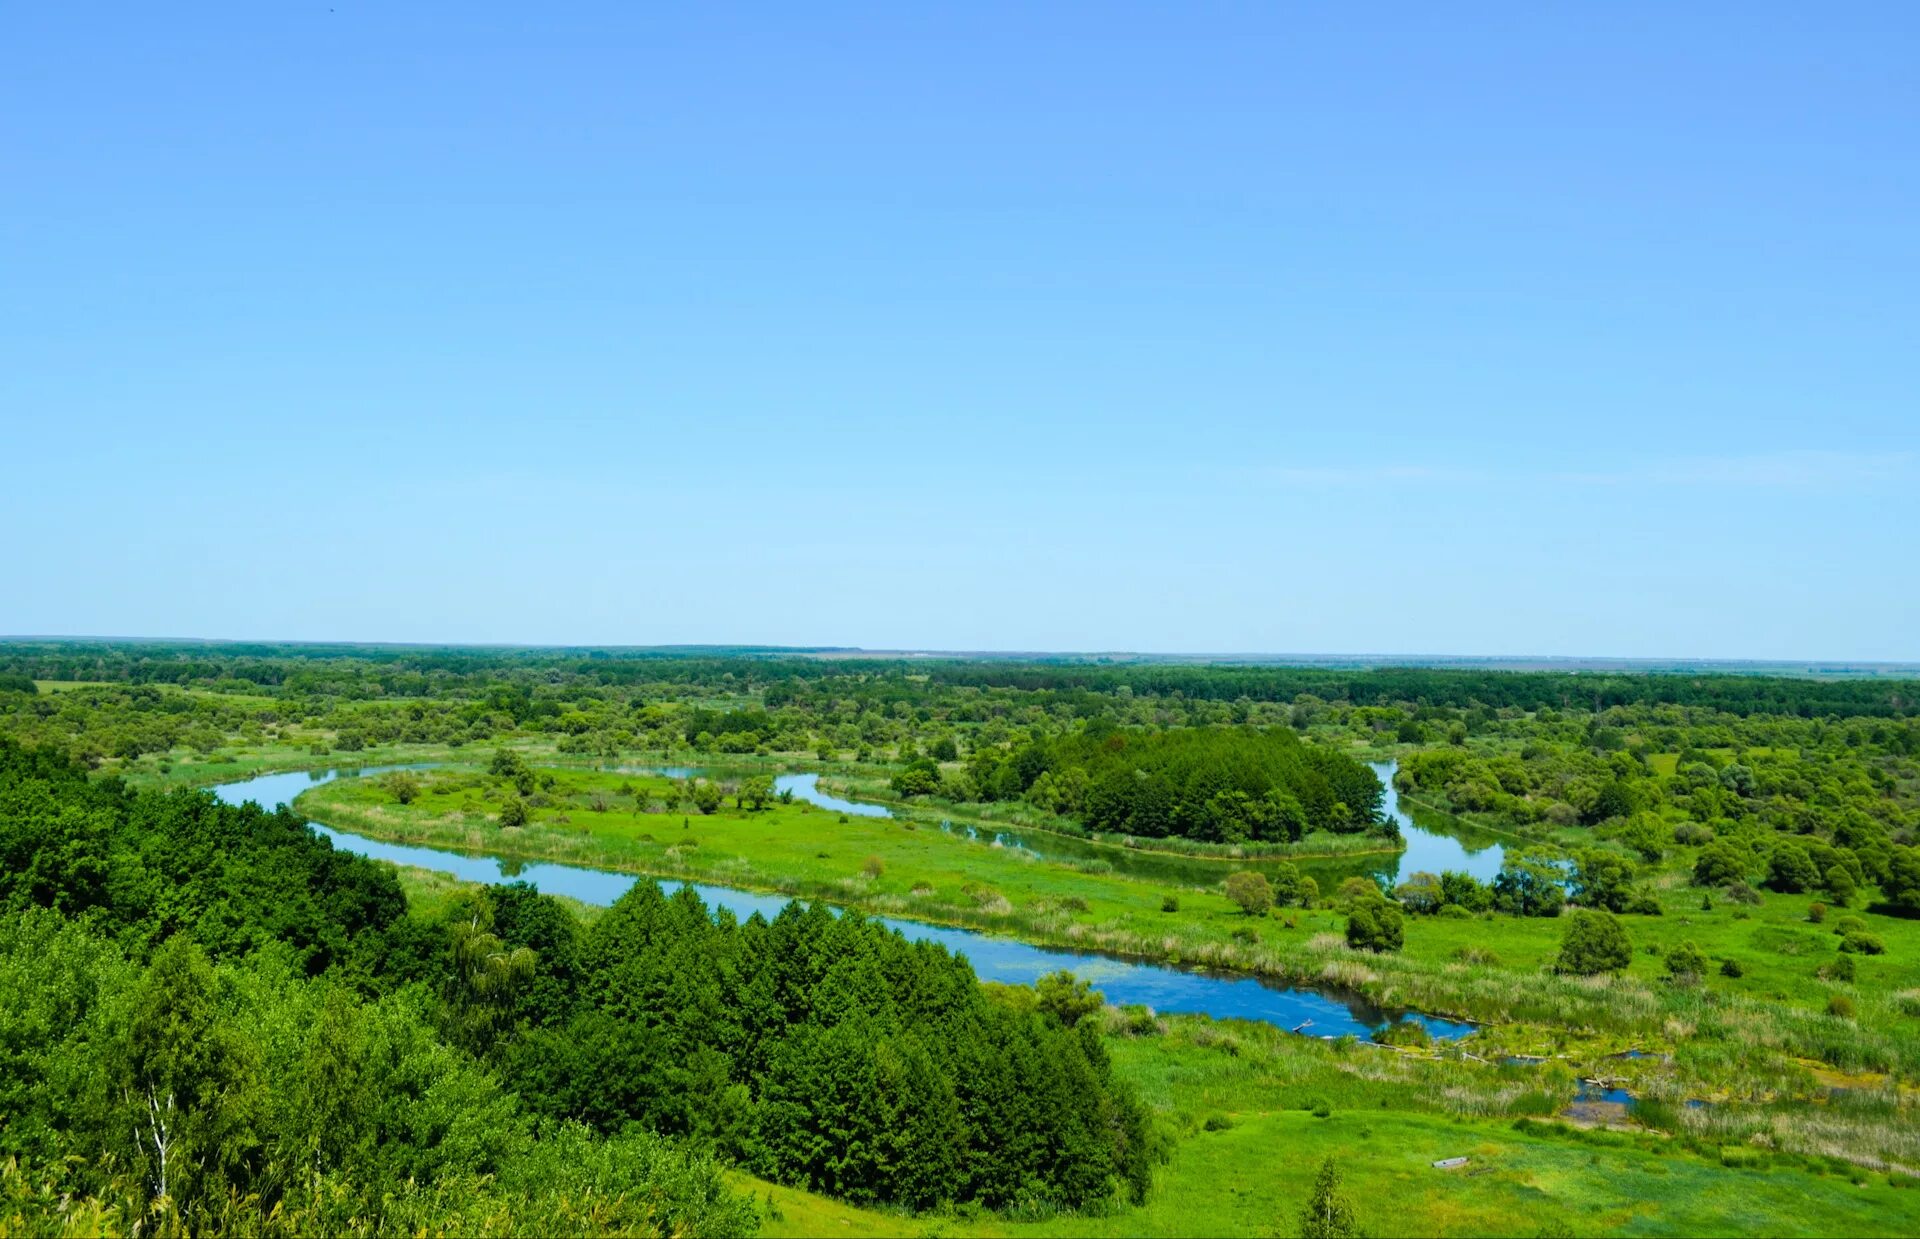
[212,766,1477,1044]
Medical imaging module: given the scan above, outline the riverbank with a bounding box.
[284,762,1920,1093]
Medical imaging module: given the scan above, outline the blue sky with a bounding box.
[3,4,1915,658]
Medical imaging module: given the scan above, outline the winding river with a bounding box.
[212,764,1478,1044]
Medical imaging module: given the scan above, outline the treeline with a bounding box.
[0,738,1151,1231]
[950,726,1386,843]
[919,663,1920,719]
[8,640,1917,719]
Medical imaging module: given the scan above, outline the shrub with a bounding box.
[1693,842,1747,887]
[1225,871,1274,917]
[1719,958,1744,978]
[1821,955,1857,983]
[382,770,421,805]
[861,855,885,879]
[1161,894,1181,913]
[1807,902,1827,924]
[1665,941,1709,982]
[1202,1113,1234,1132]
[1839,932,1884,956]
[1556,910,1632,975]
[1345,897,1404,953]
[1765,841,1819,893]
[498,796,529,828]
[1724,882,1762,906]
[1828,993,1857,1020]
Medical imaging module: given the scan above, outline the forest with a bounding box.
[3,641,1920,1237]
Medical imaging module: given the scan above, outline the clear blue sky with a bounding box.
[4,4,1915,658]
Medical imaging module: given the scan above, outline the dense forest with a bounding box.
[0,737,1148,1233]
[924,726,1388,843]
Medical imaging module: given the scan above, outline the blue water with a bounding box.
[774,772,892,818]
[212,767,1476,1043]
[1371,761,1505,884]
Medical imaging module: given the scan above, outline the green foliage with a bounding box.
[1345,896,1404,953]
[1297,1156,1360,1238]
[739,774,776,811]
[381,770,420,805]
[1766,841,1820,893]
[890,757,942,798]
[1556,910,1631,976]
[968,727,1383,843]
[1493,855,1566,918]
[1034,969,1106,1027]
[1665,940,1709,982]
[1225,871,1274,916]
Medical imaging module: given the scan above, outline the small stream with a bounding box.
[213,766,1478,1044]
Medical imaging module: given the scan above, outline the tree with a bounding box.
[117,936,260,1207]
[1034,970,1105,1027]
[738,774,775,811]
[1571,849,1635,912]
[1224,871,1273,917]
[1888,847,1920,912]
[1765,841,1819,893]
[442,895,537,1055]
[1493,855,1566,917]
[1556,910,1631,975]
[382,770,421,805]
[1439,870,1492,912]
[1345,896,1403,953]
[1297,1156,1359,1238]
[1393,871,1444,916]
[1692,841,1747,888]
[1823,865,1857,907]
[498,795,529,828]
[690,781,725,814]
[890,758,941,798]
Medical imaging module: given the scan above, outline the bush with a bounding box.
[1719,958,1744,978]
[1807,902,1827,924]
[1224,871,1274,917]
[1723,882,1762,906]
[382,770,421,805]
[1345,897,1404,953]
[1693,842,1747,887]
[1556,910,1631,975]
[1665,941,1709,981]
[1838,932,1885,956]
[861,855,885,879]
[1828,993,1857,1020]
[498,795,529,828]
[1161,894,1181,913]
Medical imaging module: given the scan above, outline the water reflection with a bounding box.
[212,767,1476,1044]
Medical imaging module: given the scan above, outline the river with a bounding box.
[212,765,1477,1044]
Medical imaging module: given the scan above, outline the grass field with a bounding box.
[297,763,1920,1096]
[295,759,1920,1236]
[734,1021,1920,1239]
